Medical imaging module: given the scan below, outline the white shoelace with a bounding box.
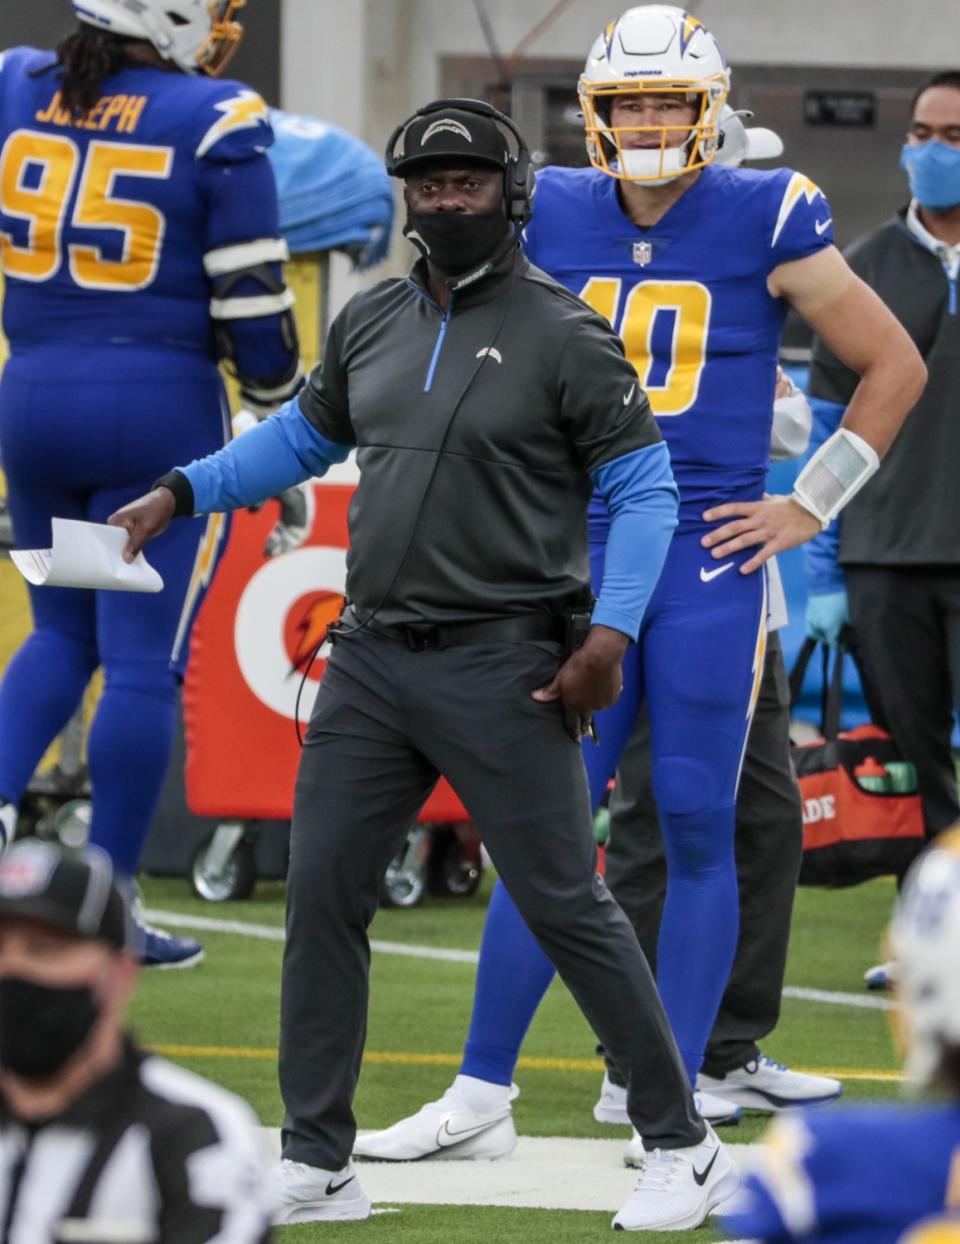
[631,1148,683,1193]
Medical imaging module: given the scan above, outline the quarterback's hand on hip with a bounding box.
[108,488,176,562]
[701,495,821,574]
[531,625,628,743]
[263,481,315,559]
[805,589,849,647]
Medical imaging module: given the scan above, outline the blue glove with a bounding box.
[805,590,849,647]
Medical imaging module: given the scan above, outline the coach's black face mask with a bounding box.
[404,209,513,278]
[0,976,101,1080]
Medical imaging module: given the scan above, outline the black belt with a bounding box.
[341,608,564,652]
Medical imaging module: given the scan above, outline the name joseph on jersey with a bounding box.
[34,90,148,134]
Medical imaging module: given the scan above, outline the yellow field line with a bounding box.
[151,1044,903,1082]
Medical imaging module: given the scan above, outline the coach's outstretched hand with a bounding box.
[108,488,177,562]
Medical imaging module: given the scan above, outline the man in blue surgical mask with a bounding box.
[804,71,960,990]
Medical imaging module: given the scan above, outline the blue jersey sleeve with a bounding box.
[198,152,297,393]
[181,397,351,514]
[192,82,273,163]
[769,169,835,267]
[719,1115,819,1241]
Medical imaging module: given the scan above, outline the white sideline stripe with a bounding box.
[262,1129,762,1214]
[143,909,479,963]
[783,985,894,1012]
[145,909,895,1008]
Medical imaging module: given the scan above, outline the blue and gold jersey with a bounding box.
[524,162,834,530]
[720,1105,960,1244]
[0,45,275,359]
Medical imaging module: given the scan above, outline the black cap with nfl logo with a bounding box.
[0,840,134,951]
[388,105,512,179]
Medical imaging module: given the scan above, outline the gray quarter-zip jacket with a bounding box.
[299,250,663,627]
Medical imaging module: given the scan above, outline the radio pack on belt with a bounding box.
[789,632,925,887]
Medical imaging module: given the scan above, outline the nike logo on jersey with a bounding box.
[814,217,833,235]
[700,563,734,582]
[476,347,503,364]
[623,384,636,406]
[436,1118,498,1148]
[692,1147,720,1187]
[325,1176,356,1196]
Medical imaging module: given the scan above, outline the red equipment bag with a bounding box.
[789,634,925,887]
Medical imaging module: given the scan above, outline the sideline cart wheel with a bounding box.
[191,823,257,902]
[426,825,482,898]
[380,826,430,908]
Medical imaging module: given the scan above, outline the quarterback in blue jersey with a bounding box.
[721,827,960,1244]
[350,5,925,1222]
[0,0,300,965]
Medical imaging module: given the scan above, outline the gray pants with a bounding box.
[605,632,803,1079]
[279,630,702,1169]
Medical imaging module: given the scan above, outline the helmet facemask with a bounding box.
[194,0,246,76]
[578,76,727,185]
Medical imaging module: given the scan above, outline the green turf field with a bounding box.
[129,868,902,1241]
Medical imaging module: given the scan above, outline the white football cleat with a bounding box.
[596,1073,741,1130]
[353,1080,519,1161]
[269,1158,371,1224]
[698,1054,843,1111]
[613,1123,739,1231]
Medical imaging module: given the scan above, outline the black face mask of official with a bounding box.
[403,209,515,279]
[0,975,102,1080]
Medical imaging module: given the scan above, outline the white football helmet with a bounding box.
[715,105,784,167]
[888,826,960,1088]
[71,0,245,76]
[579,6,730,184]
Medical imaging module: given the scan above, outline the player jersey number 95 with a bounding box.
[0,128,172,290]
[579,276,712,417]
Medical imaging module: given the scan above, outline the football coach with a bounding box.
[109,99,719,1229]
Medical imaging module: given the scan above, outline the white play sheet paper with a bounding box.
[11,518,163,593]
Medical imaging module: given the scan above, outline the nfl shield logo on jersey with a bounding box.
[632,240,653,266]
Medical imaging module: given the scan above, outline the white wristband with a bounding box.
[792,427,879,530]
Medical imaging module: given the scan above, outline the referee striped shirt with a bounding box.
[0,1039,271,1243]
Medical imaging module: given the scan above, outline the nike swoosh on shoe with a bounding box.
[692,1147,720,1187]
[435,1118,502,1148]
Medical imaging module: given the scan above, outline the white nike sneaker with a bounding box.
[613,1123,739,1231]
[596,1073,741,1131]
[269,1158,371,1224]
[623,1089,741,1169]
[353,1080,519,1161]
[698,1054,843,1111]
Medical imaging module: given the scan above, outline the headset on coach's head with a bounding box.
[385,98,535,225]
